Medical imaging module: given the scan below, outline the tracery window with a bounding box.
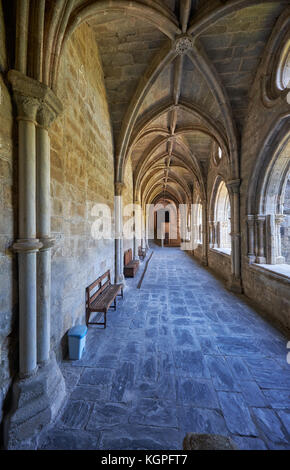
[210,180,231,254]
[247,134,290,269]
[276,40,290,91]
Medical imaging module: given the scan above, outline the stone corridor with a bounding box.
[38,246,290,451]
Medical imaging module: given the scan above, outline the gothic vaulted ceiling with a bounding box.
[43,0,289,205]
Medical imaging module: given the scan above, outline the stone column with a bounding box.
[265,214,275,264]
[255,215,266,264]
[213,222,218,248]
[209,221,214,247]
[226,180,242,293]
[12,92,42,378]
[216,221,221,248]
[133,199,141,261]
[115,182,125,283]
[247,215,255,263]
[36,97,61,364]
[275,214,285,264]
[5,70,65,450]
[201,201,208,266]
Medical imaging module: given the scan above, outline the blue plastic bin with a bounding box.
[68,325,87,360]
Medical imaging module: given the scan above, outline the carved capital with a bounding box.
[37,100,61,129]
[226,179,240,194]
[275,214,285,226]
[13,93,39,122]
[174,35,194,55]
[247,215,255,226]
[8,69,63,127]
[115,182,125,196]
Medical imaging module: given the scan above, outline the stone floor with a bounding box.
[39,246,290,450]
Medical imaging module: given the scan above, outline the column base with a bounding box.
[4,353,66,450]
[227,276,243,294]
[117,273,126,285]
[201,256,208,267]
[248,255,256,264]
[256,256,266,264]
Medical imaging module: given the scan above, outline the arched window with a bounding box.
[247,129,290,269]
[197,202,203,243]
[281,174,290,263]
[192,197,203,246]
[276,40,290,91]
[212,181,231,253]
[212,143,223,166]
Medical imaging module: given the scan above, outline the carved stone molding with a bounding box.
[8,69,63,127]
[37,100,62,129]
[226,179,240,194]
[39,237,56,251]
[115,182,126,196]
[13,93,39,122]
[247,214,255,226]
[13,238,43,253]
[174,35,194,55]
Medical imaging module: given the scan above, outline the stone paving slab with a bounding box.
[39,246,290,450]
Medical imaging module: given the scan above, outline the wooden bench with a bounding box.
[124,248,139,278]
[138,245,146,261]
[86,270,123,328]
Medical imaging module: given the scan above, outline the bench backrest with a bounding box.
[124,248,132,266]
[86,270,111,306]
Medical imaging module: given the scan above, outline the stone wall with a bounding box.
[0,4,18,427]
[193,244,203,262]
[208,249,232,282]
[49,23,115,358]
[240,52,290,333]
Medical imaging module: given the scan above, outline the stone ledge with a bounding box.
[209,247,231,257]
[250,263,290,284]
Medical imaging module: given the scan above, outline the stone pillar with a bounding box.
[13,92,41,378]
[4,70,65,450]
[275,214,285,264]
[265,214,275,264]
[247,215,255,263]
[115,182,125,283]
[213,222,218,248]
[209,221,214,247]
[216,221,221,248]
[133,199,141,261]
[145,204,150,249]
[36,99,61,364]
[255,215,266,264]
[226,180,242,293]
[201,201,208,266]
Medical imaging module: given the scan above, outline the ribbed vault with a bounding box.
[13,0,289,206]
